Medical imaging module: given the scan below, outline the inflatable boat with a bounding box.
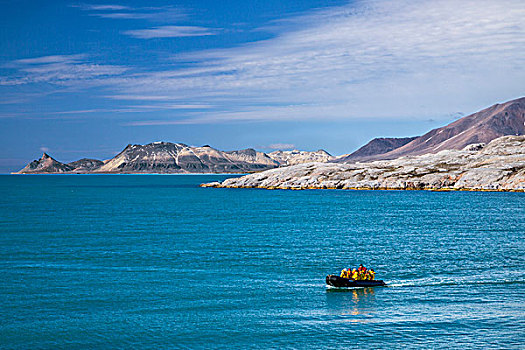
[326,274,386,288]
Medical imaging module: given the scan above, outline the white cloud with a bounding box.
[94,9,185,21]
[105,94,176,101]
[267,143,295,150]
[73,4,185,22]
[123,26,217,39]
[0,54,127,86]
[12,54,87,65]
[83,4,129,11]
[124,120,192,126]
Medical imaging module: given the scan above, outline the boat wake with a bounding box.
[387,278,525,288]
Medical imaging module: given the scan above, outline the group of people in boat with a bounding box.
[340,264,375,280]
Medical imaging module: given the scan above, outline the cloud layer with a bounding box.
[3,0,524,123]
[114,0,525,123]
[73,4,186,21]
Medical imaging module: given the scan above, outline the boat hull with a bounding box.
[326,275,386,288]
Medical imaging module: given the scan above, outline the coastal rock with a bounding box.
[268,149,334,166]
[204,136,525,192]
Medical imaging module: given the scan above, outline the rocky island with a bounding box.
[15,142,334,174]
[203,97,525,192]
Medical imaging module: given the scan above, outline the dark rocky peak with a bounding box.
[336,137,417,163]
[227,148,257,157]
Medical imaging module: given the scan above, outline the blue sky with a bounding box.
[1,0,524,172]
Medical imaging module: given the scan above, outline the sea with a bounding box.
[0,174,523,349]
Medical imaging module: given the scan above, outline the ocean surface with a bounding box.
[0,175,524,349]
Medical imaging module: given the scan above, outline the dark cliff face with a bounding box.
[336,137,417,163]
[338,97,525,163]
[227,148,257,157]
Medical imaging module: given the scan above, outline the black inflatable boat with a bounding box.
[326,275,386,288]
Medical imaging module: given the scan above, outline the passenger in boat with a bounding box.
[340,268,349,278]
[358,264,367,273]
[357,271,364,280]
[369,269,376,280]
[351,268,358,280]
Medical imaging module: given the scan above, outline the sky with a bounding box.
[0,0,524,172]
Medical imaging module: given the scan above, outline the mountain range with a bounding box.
[15,143,333,174]
[15,96,525,174]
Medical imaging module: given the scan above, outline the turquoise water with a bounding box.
[0,175,524,349]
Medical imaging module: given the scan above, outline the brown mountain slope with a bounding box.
[362,96,525,161]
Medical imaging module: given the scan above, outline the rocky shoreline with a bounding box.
[202,136,525,192]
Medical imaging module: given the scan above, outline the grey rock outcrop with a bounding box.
[203,136,525,192]
[268,149,334,166]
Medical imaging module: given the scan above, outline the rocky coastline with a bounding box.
[202,136,525,192]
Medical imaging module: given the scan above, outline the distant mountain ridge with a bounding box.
[15,142,332,174]
[15,97,525,174]
[95,142,279,173]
